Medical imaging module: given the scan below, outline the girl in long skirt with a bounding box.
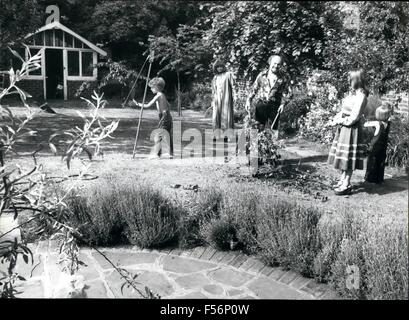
[211,59,235,136]
[328,69,368,195]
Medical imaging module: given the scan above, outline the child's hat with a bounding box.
[375,103,392,121]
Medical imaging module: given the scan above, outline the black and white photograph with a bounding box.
[0,0,408,306]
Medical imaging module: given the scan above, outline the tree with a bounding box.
[148,25,212,115]
[0,0,44,48]
[323,1,409,95]
[201,1,343,83]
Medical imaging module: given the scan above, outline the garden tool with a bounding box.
[122,54,150,108]
[132,50,155,159]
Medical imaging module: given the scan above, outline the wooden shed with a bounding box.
[15,21,107,101]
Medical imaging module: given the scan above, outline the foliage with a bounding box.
[255,200,322,277]
[68,178,182,248]
[322,1,409,95]
[201,219,237,251]
[279,90,313,134]
[244,115,283,166]
[386,114,409,171]
[0,0,44,48]
[196,185,408,299]
[298,74,340,145]
[148,24,212,114]
[202,1,343,83]
[178,188,223,248]
[0,49,155,298]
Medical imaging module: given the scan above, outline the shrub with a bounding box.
[387,114,409,171]
[67,178,182,248]
[255,200,322,277]
[201,219,237,251]
[68,185,127,246]
[178,188,223,248]
[190,82,213,111]
[359,219,408,300]
[218,188,261,254]
[120,184,181,248]
[298,72,340,144]
[280,90,313,135]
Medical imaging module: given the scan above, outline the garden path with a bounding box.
[5,240,338,299]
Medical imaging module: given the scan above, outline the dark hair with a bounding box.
[348,69,369,96]
[148,77,165,92]
[213,59,226,74]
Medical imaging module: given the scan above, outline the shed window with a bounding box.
[74,38,83,49]
[34,32,44,46]
[67,51,79,76]
[45,30,53,46]
[55,30,63,47]
[65,33,73,48]
[82,52,94,77]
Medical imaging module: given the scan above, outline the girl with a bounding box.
[328,69,368,195]
[364,103,392,183]
[133,77,173,159]
[211,59,235,135]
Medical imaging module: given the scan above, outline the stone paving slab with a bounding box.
[1,242,338,299]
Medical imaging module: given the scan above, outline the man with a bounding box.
[245,55,291,138]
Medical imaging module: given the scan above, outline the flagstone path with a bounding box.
[3,240,338,299]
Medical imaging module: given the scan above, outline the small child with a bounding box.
[363,103,392,183]
[133,77,173,159]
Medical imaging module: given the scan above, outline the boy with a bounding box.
[133,77,173,159]
[363,103,392,183]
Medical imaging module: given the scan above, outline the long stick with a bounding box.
[132,51,154,159]
[122,55,149,108]
[271,107,282,132]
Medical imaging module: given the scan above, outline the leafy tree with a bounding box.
[148,25,212,115]
[201,1,343,83]
[323,1,409,95]
[0,0,44,48]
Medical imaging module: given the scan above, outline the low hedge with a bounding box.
[65,180,408,300]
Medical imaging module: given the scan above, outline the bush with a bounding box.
[280,91,313,135]
[298,72,340,144]
[201,219,237,251]
[195,186,408,299]
[67,178,182,248]
[65,179,408,300]
[255,200,322,277]
[218,188,261,254]
[190,82,213,111]
[120,185,181,248]
[178,188,223,248]
[387,114,409,171]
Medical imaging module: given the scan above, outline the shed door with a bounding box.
[44,48,63,100]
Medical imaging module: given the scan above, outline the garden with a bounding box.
[0,1,408,300]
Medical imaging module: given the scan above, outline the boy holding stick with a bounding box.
[133,77,173,159]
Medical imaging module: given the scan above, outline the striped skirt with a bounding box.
[328,122,366,171]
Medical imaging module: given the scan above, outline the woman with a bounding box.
[245,55,290,136]
[211,59,235,134]
[328,69,369,195]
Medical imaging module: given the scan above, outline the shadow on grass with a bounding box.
[352,175,408,196]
